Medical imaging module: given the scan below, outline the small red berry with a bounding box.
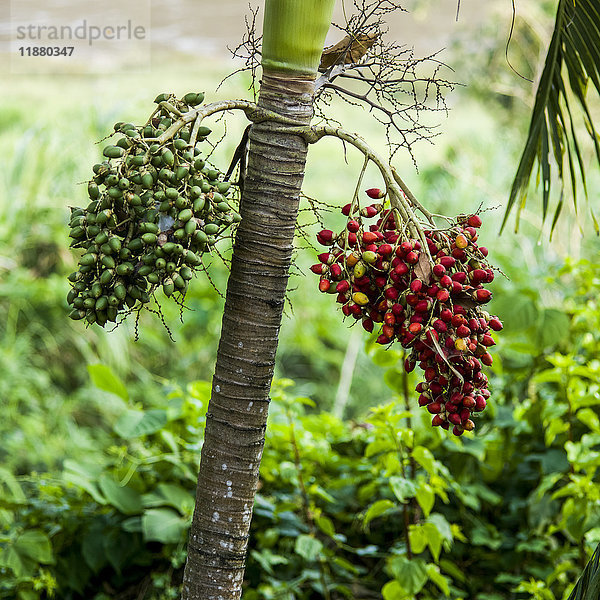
[433,264,446,278]
[440,256,456,269]
[405,251,419,264]
[474,396,487,411]
[463,419,475,431]
[427,402,442,414]
[440,309,453,322]
[489,317,503,331]
[408,322,422,335]
[404,357,416,372]
[480,352,493,366]
[366,187,385,199]
[382,324,395,339]
[467,214,482,228]
[481,334,496,347]
[336,280,350,293]
[436,289,450,303]
[318,279,331,292]
[317,229,336,245]
[473,289,492,303]
[463,396,476,409]
[330,264,342,279]
[377,243,393,256]
[362,318,374,333]
[362,205,380,218]
[456,325,471,338]
[347,220,360,233]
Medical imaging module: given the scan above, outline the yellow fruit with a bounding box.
[353,261,367,278]
[454,338,468,351]
[352,292,369,306]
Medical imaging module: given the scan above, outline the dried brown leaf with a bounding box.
[414,252,432,282]
[319,33,379,71]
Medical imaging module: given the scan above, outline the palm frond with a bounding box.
[503,0,600,234]
[566,543,600,600]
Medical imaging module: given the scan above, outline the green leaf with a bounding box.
[102,528,135,574]
[577,409,600,433]
[0,467,26,503]
[382,580,408,600]
[14,530,54,564]
[87,363,128,401]
[366,438,395,458]
[62,461,106,505]
[388,556,428,595]
[155,483,195,515]
[332,556,362,575]
[389,477,417,503]
[545,417,569,446]
[428,513,453,544]
[440,558,467,583]
[250,549,288,575]
[296,396,316,408]
[424,523,443,561]
[410,522,444,560]
[370,347,401,367]
[471,522,503,550]
[82,527,107,573]
[114,409,168,438]
[3,547,33,577]
[504,0,600,233]
[493,294,538,332]
[98,474,143,515]
[364,499,395,527]
[412,446,436,476]
[416,482,435,517]
[294,534,323,562]
[315,514,336,538]
[538,309,571,348]
[121,516,143,533]
[384,368,408,393]
[142,508,189,544]
[426,563,450,595]
[409,525,428,555]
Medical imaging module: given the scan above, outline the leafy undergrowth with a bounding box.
[1,260,600,600]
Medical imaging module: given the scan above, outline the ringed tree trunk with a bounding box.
[181,1,335,599]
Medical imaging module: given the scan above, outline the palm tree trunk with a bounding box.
[181,69,316,600]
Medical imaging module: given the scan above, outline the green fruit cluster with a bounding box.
[67,92,241,327]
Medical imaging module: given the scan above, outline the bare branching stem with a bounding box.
[296,124,434,261]
[147,100,305,146]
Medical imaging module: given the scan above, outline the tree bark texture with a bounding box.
[181,70,315,600]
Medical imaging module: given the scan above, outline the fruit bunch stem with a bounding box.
[146,100,304,146]
[298,125,435,262]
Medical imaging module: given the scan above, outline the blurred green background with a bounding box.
[2,1,600,599]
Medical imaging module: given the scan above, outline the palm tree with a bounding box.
[181,1,335,598]
[504,0,600,234]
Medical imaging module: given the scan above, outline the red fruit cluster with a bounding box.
[312,198,503,435]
